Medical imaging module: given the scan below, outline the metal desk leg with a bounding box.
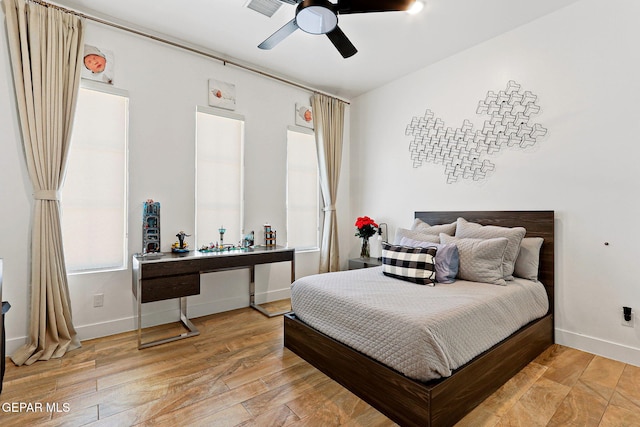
[250,264,291,317]
[138,297,200,349]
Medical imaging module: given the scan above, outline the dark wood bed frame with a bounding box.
[284,211,554,427]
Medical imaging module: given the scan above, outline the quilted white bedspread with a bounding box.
[290,266,549,381]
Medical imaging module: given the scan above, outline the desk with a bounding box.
[132,246,295,349]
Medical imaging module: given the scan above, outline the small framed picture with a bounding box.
[81,45,114,85]
[295,103,313,129]
[208,79,236,110]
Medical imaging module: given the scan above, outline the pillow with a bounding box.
[399,237,459,284]
[440,234,509,286]
[381,243,437,286]
[411,218,456,236]
[393,228,440,245]
[455,217,526,280]
[514,237,544,281]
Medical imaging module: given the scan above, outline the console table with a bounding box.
[132,246,295,349]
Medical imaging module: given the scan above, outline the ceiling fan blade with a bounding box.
[336,0,415,14]
[326,26,357,58]
[258,18,299,50]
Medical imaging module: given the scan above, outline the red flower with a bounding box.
[355,216,378,239]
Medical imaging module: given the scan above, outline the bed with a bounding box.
[284,211,554,427]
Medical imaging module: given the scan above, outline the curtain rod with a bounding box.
[29,0,351,105]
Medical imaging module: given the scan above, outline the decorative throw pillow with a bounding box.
[411,218,457,236]
[514,237,544,281]
[382,243,437,286]
[454,217,526,280]
[440,234,509,286]
[393,228,440,245]
[399,237,459,284]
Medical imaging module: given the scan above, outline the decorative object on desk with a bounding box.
[355,216,378,258]
[198,243,247,253]
[218,226,226,249]
[264,223,277,247]
[243,231,255,248]
[242,231,255,248]
[172,231,191,253]
[142,200,161,254]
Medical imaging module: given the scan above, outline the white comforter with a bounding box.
[290,266,549,381]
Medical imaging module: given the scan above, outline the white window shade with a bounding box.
[61,87,128,272]
[287,128,319,250]
[196,108,244,248]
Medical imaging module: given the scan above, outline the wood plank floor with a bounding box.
[1,300,639,426]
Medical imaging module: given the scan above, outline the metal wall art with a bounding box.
[405,80,548,184]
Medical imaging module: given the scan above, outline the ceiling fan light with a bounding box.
[407,0,425,15]
[296,3,337,34]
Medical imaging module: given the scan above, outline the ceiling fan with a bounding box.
[258,0,417,58]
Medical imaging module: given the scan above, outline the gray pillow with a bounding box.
[393,228,440,245]
[411,218,456,236]
[440,234,508,286]
[399,237,460,284]
[454,217,526,280]
[514,237,544,281]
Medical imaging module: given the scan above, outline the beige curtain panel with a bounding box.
[312,93,346,273]
[5,0,84,365]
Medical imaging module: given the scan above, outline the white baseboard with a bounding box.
[556,328,640,367]
[3,288,291,356]
[5,336,27,357]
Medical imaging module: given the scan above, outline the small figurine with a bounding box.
[264,223,276,247]
[172,231,191,252]
[243,231,255,248]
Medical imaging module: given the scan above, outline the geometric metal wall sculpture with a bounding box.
[405,80,548,183]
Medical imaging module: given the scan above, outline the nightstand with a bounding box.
[348,257,382,270]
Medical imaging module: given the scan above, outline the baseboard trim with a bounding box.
[4,288,291,356]
[556,328,640,367]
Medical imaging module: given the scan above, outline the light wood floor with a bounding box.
[1,300,639,426]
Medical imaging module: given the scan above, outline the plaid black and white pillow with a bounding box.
[382,242,437,286]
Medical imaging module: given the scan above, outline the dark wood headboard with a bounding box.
[414,211,554,315]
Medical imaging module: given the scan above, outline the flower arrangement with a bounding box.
[355,216,378,258]
[354,216,378,239]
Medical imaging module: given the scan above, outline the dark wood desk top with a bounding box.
[133,246,294,279]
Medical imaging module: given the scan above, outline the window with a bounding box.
[61,83,129,273]
[196,107,244,248]
[286,127,319,250]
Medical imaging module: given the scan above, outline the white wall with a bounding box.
[0,19,351,354]
[350,0,640,366]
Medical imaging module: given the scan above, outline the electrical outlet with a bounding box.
[93,293,104,308]
[622,312,634,328]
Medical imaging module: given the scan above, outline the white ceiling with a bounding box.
[52,0,579,99]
